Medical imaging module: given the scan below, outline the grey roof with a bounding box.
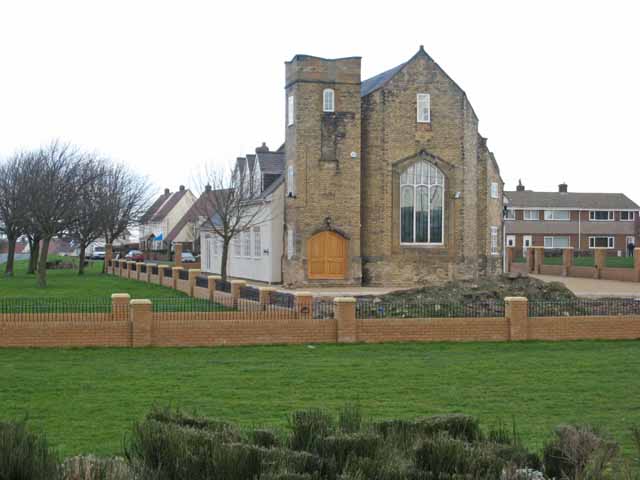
[505,191,640,210]
[246,154,256,171]
[256,151,285,174]
[259,174,284,199]
[361,62,407,97]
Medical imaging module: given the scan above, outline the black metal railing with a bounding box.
[195,275,209,289]
[140,264,147,273]
[529,298,640,317]
[0,297,113,316]
[271,291,295,308]
[356,299,506,319]
[240,285,260,302]
[178,270,189,281]
[151,265,159,275]
[313,299,335,319]
[163,267,173,278]
[215,279,231,293]
[151,297,229,314]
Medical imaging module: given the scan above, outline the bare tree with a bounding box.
[25,141,100,287]
[0,152,29,276]
[192,163,266,281]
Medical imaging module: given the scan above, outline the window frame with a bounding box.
[620,210,635,221]
[399,160,445,246]
[523,210,540,221]
[588,236,615,249]
[505,208,516,220]
[323,88,335,113]
[287,95,294,126]
[416,93,431,123]
[544,210,570,221]
[490,226,499,255]
[490,182,499,199]
[287,228,295,260]
[253,226,261,258]
[589,210,614,221]
[543,236,571,249]
[287,165,295,196]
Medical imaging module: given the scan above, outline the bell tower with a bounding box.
[282,54,362,285]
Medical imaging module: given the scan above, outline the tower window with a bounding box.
[417,93,431,123]
[287,95,295,126]
[323,89,335,112]
[287,166,295,196]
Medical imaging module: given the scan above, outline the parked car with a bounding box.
[125,250,145,262]
[181,252,197,263]
[91,246,105,260]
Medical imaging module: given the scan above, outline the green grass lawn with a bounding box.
[0,341,638,458]
[0,257,187,299]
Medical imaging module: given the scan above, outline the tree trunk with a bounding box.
[4,236,17,276]
[37,237,51,288]
[27,236,40,274]
[78,244,87,275]
[221,240,230,281]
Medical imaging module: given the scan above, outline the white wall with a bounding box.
[201,185,283,283]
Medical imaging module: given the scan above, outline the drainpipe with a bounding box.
[578,211,581,250]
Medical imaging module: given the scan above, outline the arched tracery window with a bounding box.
[400,160,444,244]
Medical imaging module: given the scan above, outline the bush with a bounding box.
[289,408,335,451]
[0,420,60,480]
[415,415,482,443]
[338,404,363,435]
[316,433,382,473]
[61,456,131,480]
[146,406,239,438]
[249,428,280,448]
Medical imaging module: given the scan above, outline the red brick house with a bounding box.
[505,181,640,257]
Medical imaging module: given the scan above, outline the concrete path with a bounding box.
[532,274,640,298]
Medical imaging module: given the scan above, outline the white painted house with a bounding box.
[200,144,285,283]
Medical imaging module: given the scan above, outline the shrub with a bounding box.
[415,414,482,443]
[61,456,131,480]
[147,406,238,437]
[338,404,363,434]
[0,420,60,480]
[316,433,382,473]
[249,428,280,448]
[289,408,335,451]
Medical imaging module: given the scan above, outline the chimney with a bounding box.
[255,142,269,153]
[179,185,185,191]
[164,188,170,195]
[559,182,568,193]
[516,180,525,192]
[205,184,212,192]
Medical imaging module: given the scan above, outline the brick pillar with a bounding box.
[527,248,535,273]
[562,247,573,277]
[294,292,313,319]
[144,263,152,283]
[120,260,128,278]
[594,248,606,279]
[506,247,514,273]
[505,296,528,341]
[158,264,168,285]
[130,261,138,279]
[187,269,201,297]
[174,243,183,268]
[533,247,543,274]
[207,275,220,299]
[136,262,145,280]
[171,267,183,290]
[335,297,357,343]
[231,280,246,306]
[130,299,153,347]
[105,244,113,272]
[635,248,640,282]
[111,293,131,322]
[259,287,276,306]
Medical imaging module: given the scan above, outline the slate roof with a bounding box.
[256,151,285,174]
[151,189,188,222]
[505,191,640,210]
[361,62,407,97]
[140,190,171,223]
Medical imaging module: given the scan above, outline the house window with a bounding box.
[417,93,431,123]
[505,208,516,220]
[287,228,295,259]
[589,210,614,221]
[544,210,570,221]
[242,231,251,257]
[400,160,444,245]
[233,236,241,257]
[523,210,539,221]
[287,166,295,196]
[253,227,261,257]
[506,235,516,247]
[544,236,570,249]
[621,211,635,221]
[490,182,499,199]
[490,226,499,255]
[589,236,614,248]
[287,95,295,126]
[323,89,335,112]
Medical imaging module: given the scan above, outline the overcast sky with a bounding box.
[1,0,638,201]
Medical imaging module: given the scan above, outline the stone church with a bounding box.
[201,47,504,286]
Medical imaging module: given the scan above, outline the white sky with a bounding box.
[1,0,639,201]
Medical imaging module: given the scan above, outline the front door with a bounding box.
[506,235,516,248]
[523,235,532,257]
[307,231,347,280]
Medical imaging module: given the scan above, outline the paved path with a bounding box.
[532,274,640,298]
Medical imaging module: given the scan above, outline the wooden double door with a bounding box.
[307,231,347,280]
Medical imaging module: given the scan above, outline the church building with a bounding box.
[201,46,504,286]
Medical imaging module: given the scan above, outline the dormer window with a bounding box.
[287,95,295,126]
[417,93,431,123]
[323,89,335,112]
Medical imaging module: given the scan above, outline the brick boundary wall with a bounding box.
[507,247,640,283]
[1,296,639,348]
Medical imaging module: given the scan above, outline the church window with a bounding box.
[400,160,444,245]
[287,95,295,126]
[417,93,431,123]
[323,89,335,112]
[287,166,295,196]
[491,182,499,199]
